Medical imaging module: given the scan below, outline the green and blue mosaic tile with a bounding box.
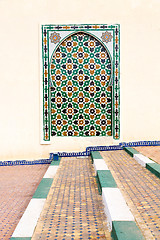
[42,24,120,141]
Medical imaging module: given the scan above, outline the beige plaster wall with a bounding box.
[0,0,160,160]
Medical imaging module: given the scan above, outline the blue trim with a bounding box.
[55,140,160,157]
[119,140,160,147]
[58,151,88,157]
[49,146,122,159]
[86,145,122,154]
[1,141,160,166]
[0,159,51,167]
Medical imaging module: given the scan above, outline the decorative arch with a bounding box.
[50,32,112,137]
[41,24,120,142]
[50,30,113,85]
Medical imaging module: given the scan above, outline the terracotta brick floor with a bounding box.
[0,164,49,240]
[32,157,111,240]
[134,146,160,164]
[101,150,160,240]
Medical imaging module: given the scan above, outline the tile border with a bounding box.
[112,221,145,240]
[54,140,160,157]
[146,163,160,178]
[11,238,31,240]
[41,24,120,141]
[92,151,145,239]
[0,140,159,166]
[10,159,61,239]
[123,147,160,179]
[123,147,139,157]
[0,159,51,166]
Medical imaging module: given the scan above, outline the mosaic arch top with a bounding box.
[42,24,120,142]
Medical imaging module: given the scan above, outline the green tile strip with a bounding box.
[91,151,103,163]
[123,147,139,157]
[124,147,160,179]
[95,176,102,195]
[50,160,61,165]
[112,221,145,240]
[11,238,31,240]
[33,159,61,199]
[97,170,117,194]
[11,158,61,239]
[32,178,53,199]
[146,163,160,178]
[92,151,144,240]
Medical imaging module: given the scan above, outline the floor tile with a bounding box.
[32,157,111,240]
[101,150,160,240]
[0,164,49,240]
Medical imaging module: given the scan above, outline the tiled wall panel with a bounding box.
[42,24,120,141]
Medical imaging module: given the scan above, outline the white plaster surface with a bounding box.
[0,0,160,160]
[102,188,134,229]
[12,198,45,237]
[134,154,154,167]
[94,159,109,171]
[43,166,59,178]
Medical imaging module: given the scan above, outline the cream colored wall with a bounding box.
[0,0,160,160]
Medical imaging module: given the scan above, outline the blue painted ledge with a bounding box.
[0,159,51,167]
[1,140,160,166]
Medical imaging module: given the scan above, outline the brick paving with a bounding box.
[32,157,111,240]
[134,146,160,164]
[0,164,49,240]
[101,150,160,240]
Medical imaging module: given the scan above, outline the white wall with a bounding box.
[0,0,160,160]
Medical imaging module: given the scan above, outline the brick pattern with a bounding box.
[32,157,111,240]
[101,150,160,240]
[0,164,48,240]
[134,146,160,164]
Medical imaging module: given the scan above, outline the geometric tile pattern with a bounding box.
[32,157,111,239]
[42,24,120,141]
[0,164,48,240]
[101,150,160,240]
[50,33,112,136]
[101,31,113,43]
[50,32,61,44]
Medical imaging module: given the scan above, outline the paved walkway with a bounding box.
[101,150,160,240]
[0,164,48,240]
[134,146,160,164]
[32,157,111,240]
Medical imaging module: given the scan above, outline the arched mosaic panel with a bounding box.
[50,33,112,137]
[41,24,120,142]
